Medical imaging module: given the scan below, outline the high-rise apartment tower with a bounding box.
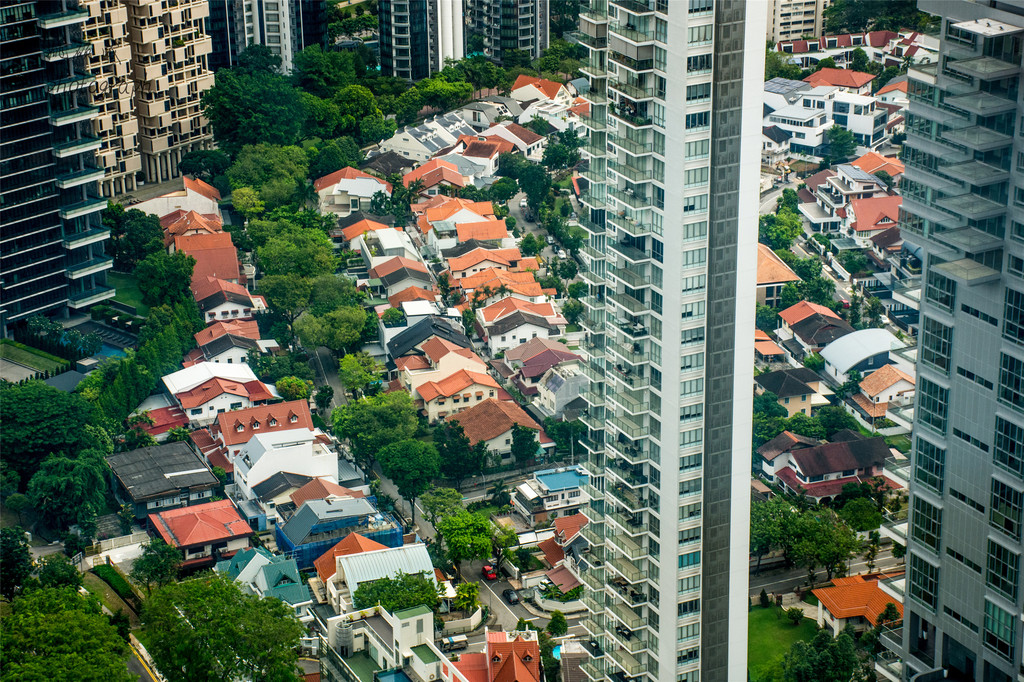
[207,0,327,73]
[764,0,828,43]
[466,0,549,66]
[378,0,463,81]
[569,1,763,681]
[1,0,115,335]
[897,1,1024,680]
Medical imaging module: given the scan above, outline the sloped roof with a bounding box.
[314,166,392,193]
[779,300,840,326]
[518,348,579,379]
[757,430,819,462]
[870,226,902,249]
[792,313,855,347]
[175,232,240,286]
[803,67,875,89]
[340,218,392,243]
[162,210,223,245]
[404,158,466,189]
[876,79,908,96]
[150,499,251,548]
[213,400,315,447]
[448,247,521,273]
[849,195,902,232]
[803,169,836,193]
[851,151,904,177]
[386,317,472,360]
[361,151,414,176]
[756,368,819,398]
[252,472,314,502]
[370,256,428,279]
[290,478,365,508]
[418,369,499,403]
[421,336,481,364]
[813,574,903,625]
[107,442,217,501]
[175,376,269,409]
[388,285,436,308]
[480,297,557,323]
[458,268,543,298]
[462,139,507,159]
[184,176,222,201]
[456,219,508,242]
[486,632,542,682]
[332,543,434,593]
[820,329,904,375]
[503,337,565,363]
[314,532,389,582]
[789,436,890,477]
[194,319,260,346]
[763,125,793,144]
[512,74,565,101]
[191,276,255,308]
[449,398,541,445]
[553,512,588,542]
[279,497,378,546]
[488,310,561,337]
[757,243,801,286]
[860,364,915,397]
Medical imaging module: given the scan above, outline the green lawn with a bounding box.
[0,339,67,372]
[748,606,818,673]
[885,434,912,453]
[108,271,149,316]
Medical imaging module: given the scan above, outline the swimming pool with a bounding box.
[552,645,562,661]
[99,343,126,358]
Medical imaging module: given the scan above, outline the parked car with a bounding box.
[502,589,520,605]
[557,248,567,259]
[481,564,499,580]
[519,198,529,209]
[546,235,556,245]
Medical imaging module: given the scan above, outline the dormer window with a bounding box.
[269,418,277,427]
[290,415,298,423]
[492,656,502,663]
[236,424,245,433]
[522,655,533,662]
[252,421,260,430]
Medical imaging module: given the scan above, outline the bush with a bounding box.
[92,565,142,612]
[760,588,770,608]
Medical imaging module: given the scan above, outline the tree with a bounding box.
[750,496,794,574]
[864,296,886,328]
[275,376,314,401]
[489,177,519,203]
[257,226,336,279]
[453,581,479,612]
[144,573,302,682]
[422,487,464,529]
[816,405,859,438]
[518,164,552,210]
[135,250,196,307]
[891,541,906,562]
[130,539,182,595]
[332,391,419,470]
[2,588,133,682]
[826,125,857,162]
[839,497,882,532]
[1,527,32,599]
[782,631,858,682]
[105,207,163,271]
[338,352,383,399]
[753,391,788,419]
[491,522,519,575]
[547,610,568,636]
[308,136,363,179]
[759,209,804,250]
[37,553,82,589]
[756,304,779,332]
[231,186,265,222]
[201,68,306,155]
[434,422,483,490]
[519,232,543,257]
[5,492,30,526]
[785,412,826,440]
[352,571,441,613]
[28,449,108,533]
[178,149,231,182]
[257,275,313,329]
[876,601,901,627]
[379,440,440,525]
[314,384,335,413]
[786,607,805,626]
[765,48,804,80]
[437,510,492,573]
[510,424,538,471]
[295,306,367,354]
[791,510,861,583]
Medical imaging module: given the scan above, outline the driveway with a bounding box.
[309,346,346,412]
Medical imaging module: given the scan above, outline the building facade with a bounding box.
[571,1,762,680]
[466,0,549,65]
[207,0,326,73]
[378,0,463,81]
[897,2,1024,681]
[764,0,828,43]
[1,0,115,335]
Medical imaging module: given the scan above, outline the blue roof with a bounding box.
[535,466,587,492]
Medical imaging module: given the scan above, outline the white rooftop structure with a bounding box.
[334,543,435,594]
[819,328,905,376]
[162,362,258,395]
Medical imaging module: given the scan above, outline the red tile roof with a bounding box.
[538,536,564,565]
[212,400,315,447]
[850,195,901,232]
[149,499,250,548]
[421,336,480,364]
[314,166,392,193]
[175,232,240,286]
[290,478,364,508]
[370,256,429,279]
[403,158,465,189]
[194,319,261,346]
[859,364,914,397]
[314,532,388,582]
[162,210,223,246]
[139,406,189,436]
[449,398,541,445]
[340,218,392,243]
[512,75,565,101]
[183,176,222,202]
[387,285,436,308]
[418,370,499,403]
[395,355,432,372]
[553,512,588,542]
[876,80,908,96]
[456,219,508,242]
[448,247,522,273]
[755,339,786,357]
[813,574,904,625]
[190,275,252,304]
[494,121,544,145]
[485,632,542,682]
[757,243,801,286]
[803,68,876,89]
[851,151,904,177]
[457,269,543,298]
[779,300,840,326]
[175,377,270,409]
[479,297,557,323]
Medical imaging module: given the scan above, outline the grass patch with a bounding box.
[802,593,819,606]
[108,271,149,316]
[0,339,68,372]
[885,434,911,453]
[92,565,143,613]
[748,606,818,673]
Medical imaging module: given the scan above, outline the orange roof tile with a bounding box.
[387,285,436,308]
[456,219,508,242]
[849,195,902,232]
[162,210,223,246]
[459,268,544,298]
[183,176,222,202]
[486,632,542,682]
[479,297,557,322]
[395,355,433,372]
[213,401,314,447]
[852,392,889,419]
[778,300,840,326]
[175,377,265,409]
[755,339,786,356]
[851,151,904,177]
[149,499,250,548]
[452,652,490,682]
[876,80,908,96]
[448,248,516,272]
[803,67,876,89]
[812,574,903,625]
[175,232,240,286]
[449,398,541,445]
[290,478,364,508]
[370,256,428,279]
[553,512,588,542]
[403,158,465,189]
[420,336,479,364]
[340,219,392,243]
[512,74,565,101]
[314,166,392,193]
[490,121,544,145]
[515,257,540,272]
[313,532,389,582]
[418,370,499,403]
[859,364,914,397]
[194,319,260,346]
[757,243,801,286]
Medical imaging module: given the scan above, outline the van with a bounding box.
[440,635,469,652]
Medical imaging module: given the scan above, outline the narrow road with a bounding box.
[309,345,347,411]
[127,642,158,681]
[748,549,903,596]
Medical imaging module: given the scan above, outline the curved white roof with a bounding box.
[820,328,904,375]
[336,543,434,593]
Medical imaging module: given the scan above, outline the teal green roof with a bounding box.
[265,581,312,606]
[412,644,439,664]
[394,604,433,619]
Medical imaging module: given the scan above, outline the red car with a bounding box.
[481,564,498,580]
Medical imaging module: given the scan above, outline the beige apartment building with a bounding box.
[82,0,214,196]
[766,0,829,42]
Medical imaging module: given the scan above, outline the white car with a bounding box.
[557,248,567,259]
[519,198,529,209]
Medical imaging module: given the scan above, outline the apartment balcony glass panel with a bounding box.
[607,532,644,559]
[67,284,115,308]
[52,135,102,158]
[944,91,1017,116]
[609,79,656,101]
[62,226,110,248]
[42,42,91,61]
[56,166,105,189]
[608,134,653,155]
[48,73,97,94]
[609,52,654,73]
[609,22,654,45]
[610,0,654,15]
[607,482,648,512]
[608,161,653,182]
[941,125,1013,152]
[946,56,1021,81]
[59,196,107,220]
[65,254,113,278]
[38,8,90,28]
[609,106,653,129]
[607,601,645,631]
[606,554,644,583]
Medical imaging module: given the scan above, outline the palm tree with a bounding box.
[295,179,318,210]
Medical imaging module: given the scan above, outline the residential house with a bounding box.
[879,29,938,67]
[217,547,314,622]
[414,196,497,256]
[477,121,546,159]
[457,98,523,132]
[803,67,876,95]
[788,312,855,360]
[185,319,278,367]
[762,125,792,167]
[447,247,528,279]
[418,369,502,422]
[449,398,548,464]
[445,137,513,178]
[149,499,252,569]
[537,513,589,568]
[757,243,801,307]
[275,497,403,569]
[851,363,916,423]
[161,363,275,427]
[874,78,909,108]
[458,269,548,306]
[403,158,467,198]
[447,630,542,682]
[205,400,318,475]
[768,433,893,503]
[387,286,436,309]
[535,363,587,419]
[106,442,219,520]
[868,227,903,269]
[850,151,904,181]
[378,113,477,162]
[173,232,240,287]
[379,300,462,350]
[812,574,903,636]
[314,536,434,614]
[517,97,581,135]
[513,466,588,525]
[847,195,902,244]
[456,219,511,245]
[777,300,842,340]
[385,316,473,368]
[755,367,834,417]
[477,298,566,355]
[774,32,898,69]
[756,430,819,482]
[353,228,420,269]
[290,478,365,508]
[368,257,433,298]
[396,336,487,398]
[161,209,222,247]
[509,346,581,398]
[360,151,415,179]
[314,167,393,218]
[510,75,572,106]
[133,176,223,220]
[799,163,890,233]
[192,277,267,324]
[497,337,567,373]
[819,328,906,384]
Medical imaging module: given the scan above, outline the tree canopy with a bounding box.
[135,250,196,307]
[332,391,419,469]
[1,527,32,599]
[379,440,440,524]
[352,571,441,613]
[437,510,492,569]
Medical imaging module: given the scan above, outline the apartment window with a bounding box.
[687,0,712,14]
[1010,255,1024,282]
[914,436,945,493]
[678,623,700,642]
[1005,288,1024,347]
[994,416,1023,480]
[918,377,949,434]
[686,53,712,74]
[684,111,710,130]
[924,269,956,311]
[676,647,699,666]
[983,600,1016,660]
[681,275,705,294]
[679,502,701,520]
[908,553,939,610]
[684,167,709,188]
[680,428,703,447]
[678,478,701,497]
[682,247,706,267]
[679,452,701,470]
[683,194,708,214]
[920,316,952,374]
[962,303,998,325]
[678,575,700,594]
[680,352,703,372]
[677,598,700,616]
[911,495,941,552]
[685,82,711,103]
[687,24,712,45]
[999,353,1024,412]
[680,301,705,320]
[987,540,1020,601]
[990,479,1022,541]
[679,527,700,546]
[678,550,701,569]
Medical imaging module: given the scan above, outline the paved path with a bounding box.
[749,549,902,596]
[309,346,347,412]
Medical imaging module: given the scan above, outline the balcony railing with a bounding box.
[607,187,652,210]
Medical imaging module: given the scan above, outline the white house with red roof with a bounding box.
[875,78,909,108]
[314,167,392,217]
[402,158,467,198]
[774,31,898,69]
[162,363,276,427]
[418,369,501,422]
[510,75,572,106]
[149,499,252,568]
[368,256,433,297]
[477,121,546,160]
[134,176,222,220]
[203,400,318,474]
[476,297,566,355]
[378,112,477,162]
[446,630,542,682]
[777,300,841,341]
[446,247,527,279]
[448,398,550,463]
[161,209,222,247]
[192,276,267,324]
[173,231,240,287]
[233,429,337,509]
[847,195,902,243]
[414,196,497,256]
[803,67,876,95]
[397,336,487,396]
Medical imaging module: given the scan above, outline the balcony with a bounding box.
[66,254,113,278]
[607,532,644,559]
[580,113,608,131]
[607,554,644,583]
[607,510,646,536]
[580,191,609,211]
[42,41,91,62]
[610,22,655,45]
[608,161,653,183]
[581,661,607,682]
[607,187,653,211]
[946,55,1021,81]
[38,8,90,28]
[941,125,1013,152]
[57,166,105,189]
[580,566,606,592]
[607,384,650,415]
[571,31,609,50]
[610,106,653,129]
[67,284,115,309]
[614,319,651,339]
[608,601,644,631]
[583,141,607,158]
[608,367,650,391]
[59,197,107,221]
[607,438,650,466]
[582,523,606,547]
[63,226,110,249]
[608,648,644,676]
[580,617,604,636]
[879,510,907,544]
[608,134,653,156]
[945,90,1017,116]
[582,592,605,615]
[607,291,647,314]
[609,52,654,73]
[48,73,97,95]
[53,135,102,158]
[611,0,655,15]
[607,483,648,512]
[579,8,609,24]
[607,625,651,655]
